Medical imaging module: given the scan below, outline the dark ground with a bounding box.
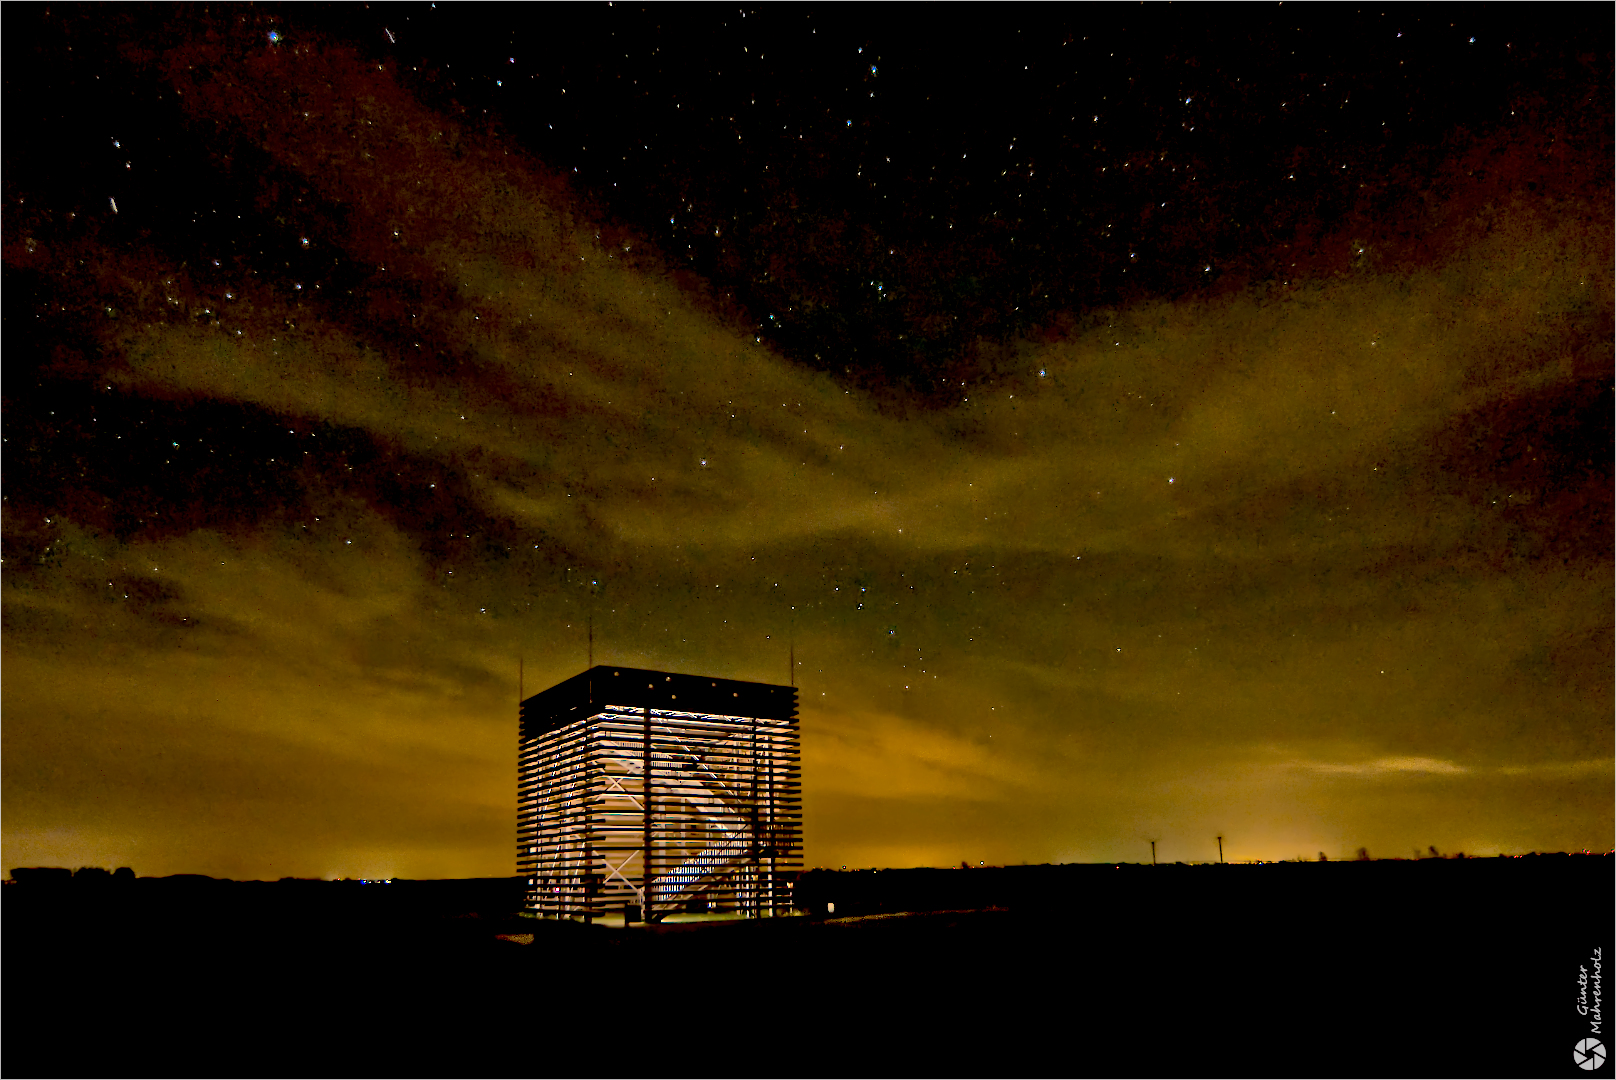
[5,857,1611,1078]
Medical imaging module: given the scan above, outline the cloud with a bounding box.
[1287,755,1614,779]
[1292,756,1470,777]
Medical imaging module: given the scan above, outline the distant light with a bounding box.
[268,30,281,43]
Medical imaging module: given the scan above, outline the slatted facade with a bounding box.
[518,666,802,922]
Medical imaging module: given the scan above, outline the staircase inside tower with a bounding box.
[653,749,768,909]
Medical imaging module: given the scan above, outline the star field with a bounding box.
[2,6,1609,878]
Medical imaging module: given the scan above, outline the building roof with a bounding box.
[519,665,798,739]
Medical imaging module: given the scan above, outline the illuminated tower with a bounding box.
[518,666,802,922]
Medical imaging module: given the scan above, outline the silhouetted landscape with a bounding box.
[6,855,1609,1078]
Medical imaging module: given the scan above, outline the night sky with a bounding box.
[4,5,1610,879]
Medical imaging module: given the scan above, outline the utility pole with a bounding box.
[1150,840,1157,866]
[1217,835,1224,864]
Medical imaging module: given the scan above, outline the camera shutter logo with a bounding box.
[1574,1038,1606,1071]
